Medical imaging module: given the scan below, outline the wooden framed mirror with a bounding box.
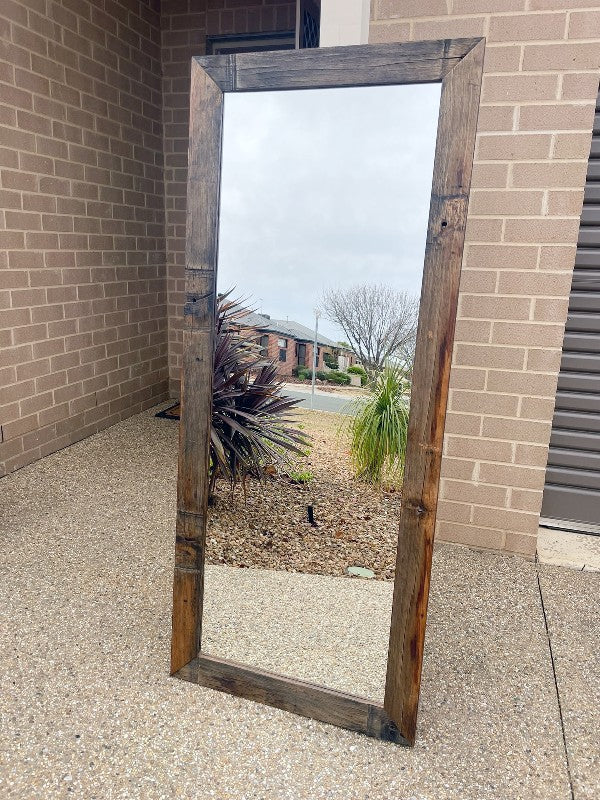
[170,38,484,746]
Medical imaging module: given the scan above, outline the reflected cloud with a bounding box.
[217,82,441,340]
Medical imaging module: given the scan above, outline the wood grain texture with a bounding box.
[172,38,485,743]
[177,654,409,745]
[171,60,223,674]
[383,38,485,745]
[196,39,482,93]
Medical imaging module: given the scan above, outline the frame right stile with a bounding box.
[171,37,485,747]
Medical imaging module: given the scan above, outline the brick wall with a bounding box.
[3,0,598,558]
[161,0,297,396]
[0,0,168,476]
[370,1,600,556]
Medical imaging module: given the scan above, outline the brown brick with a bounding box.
[518,103,595,132]
[523,42,600,71]
[488,12,566,42]
[448,367,487,391]
[442,480,509,508]
[515,443,551,468]
[372,0,448,20]
[512,161,587,190]
[476,105,515,133]
[472,506,539,535]
[561,72,600,100]
[436,500,472,525]
[478,462,546,491]
[16,109,52,136]
[464,218,504,242]
[568,9,600,38]
[0,84,33,113]
[492,321,566,347]
[38,402,69,427]
[539,245,577,272]
[477,133,552,161]
[459,269,498,293]
[503,532,536,557]
[532,297,570,322]
[1,170,37,191]
[481,416,552,443]
[460,295,532,320]
[446,436,513,463]
[10,288,47,309]
[496,270,573,296]
[452,0,525,12]
[0,380,35,406]
[510,488,543,513]
[454,319,493,343]
[0,402,21,426]
[526,347,562,372]
[13,323,47,345]
[465,244,539,271]
[483,74,559,103]
[504,218,580,244]
[5,211,42,231]
[19,391,53,416]
[0,270,29,289]
[486,369,559,396]
[451,390,520,416]
[470,162,510,189]
[1,308,31,328]
[547,189,585,216]
[483,45,522,73]
[520,396,557,420]
[468,189,544,216]
[36,371,66,392]
[0,189,22,210]
[444,412,483,436]
[438,456,475,483]
[368,21,410,44]
[414,16,487,40]
[436,522,506,551]
[22,194,57,214]
[552,131,594,160]
[456,343,526,370]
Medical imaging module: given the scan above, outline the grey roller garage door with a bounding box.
[541,85,600,527]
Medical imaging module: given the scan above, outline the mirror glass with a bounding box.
[203,82,441,700]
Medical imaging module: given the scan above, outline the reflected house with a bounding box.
[235,312,356,377]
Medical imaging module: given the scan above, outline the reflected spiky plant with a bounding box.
[347,365,410,485]
[210,294,309,496]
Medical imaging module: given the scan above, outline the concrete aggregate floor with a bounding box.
[0,406,598,800]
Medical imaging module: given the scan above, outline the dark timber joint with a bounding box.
[184,292,213,318]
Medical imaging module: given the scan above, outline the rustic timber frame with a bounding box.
[170,38,484,746]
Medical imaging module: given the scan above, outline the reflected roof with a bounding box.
[236,312,341,349]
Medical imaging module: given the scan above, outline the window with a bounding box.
[259,334,269,357]
[206,32,295,55]
[278,338,288,349]
[279,349,287,362]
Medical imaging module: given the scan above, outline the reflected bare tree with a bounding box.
[322,283,419,373]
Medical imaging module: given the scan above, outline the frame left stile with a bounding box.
[170,39,484,746]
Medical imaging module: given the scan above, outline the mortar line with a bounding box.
[535,554,575,800]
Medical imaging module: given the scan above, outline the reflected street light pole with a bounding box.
[310,309,320,411]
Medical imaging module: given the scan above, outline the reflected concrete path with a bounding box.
[282,383,357,414]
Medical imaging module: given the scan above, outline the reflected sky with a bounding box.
[217,82,441,341]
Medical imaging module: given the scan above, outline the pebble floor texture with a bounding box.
[1,405,599,800]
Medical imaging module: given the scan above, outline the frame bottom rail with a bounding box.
[174,653,410,745]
